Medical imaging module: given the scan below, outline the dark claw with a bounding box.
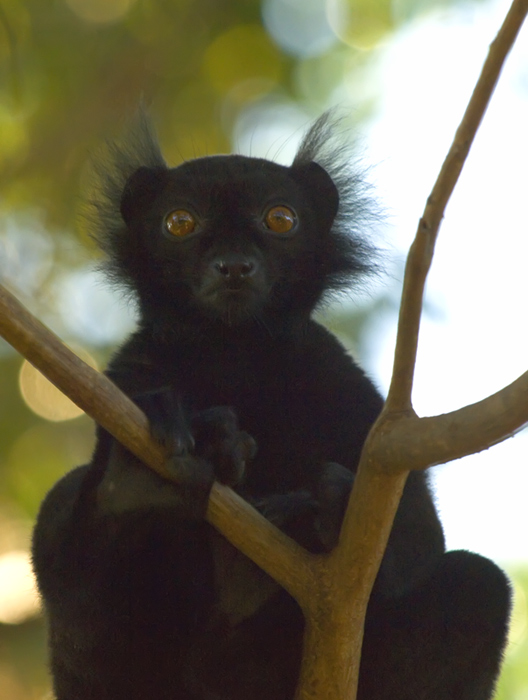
[126,393,256,496]
[192,407,257,486]
[253,491,320,552]
[132,388,194,455]
[252,463,354,554]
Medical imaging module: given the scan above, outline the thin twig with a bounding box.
[387,0,528,412]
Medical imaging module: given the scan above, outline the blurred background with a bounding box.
[0,0,527,697]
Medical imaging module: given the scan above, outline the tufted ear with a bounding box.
[290,160,339,227]
[120,166,168,225]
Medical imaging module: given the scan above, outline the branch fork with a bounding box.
[0,2,527,698]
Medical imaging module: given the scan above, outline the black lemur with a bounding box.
[32,113,510,700]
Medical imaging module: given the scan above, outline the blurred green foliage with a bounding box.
[0,0,526,698]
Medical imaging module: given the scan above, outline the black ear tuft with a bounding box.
[288,111,382,293]
[290,160,339,226]
[83,109,168,293]
[121,166,167,225]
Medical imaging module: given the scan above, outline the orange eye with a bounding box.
[165,209,196,237]
[264,205,296,234]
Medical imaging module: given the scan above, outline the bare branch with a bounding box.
[0,5,526,700]
[0,283,313,598]
[387,0,528,412]
[374,370,528,473]
[296,3,528,697]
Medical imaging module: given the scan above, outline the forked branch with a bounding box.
[295,0,528,696]
[0,3,526,700]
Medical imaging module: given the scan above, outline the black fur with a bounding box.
[32,113,510,700]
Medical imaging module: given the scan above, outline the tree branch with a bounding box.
[0,283,314,599]
[374,370,528,474]
[387,0,528,412]
[294,2,528,696]
[0,4,526,700]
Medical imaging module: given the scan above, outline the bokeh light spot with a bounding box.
[326,0,394,50]
[63,0,137,24]
[0,550,40,624]
[19,348,98,422]
[0,108,29,167]
[203,25,282,96]
[507,574,527,651]
[262,0,337,57]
